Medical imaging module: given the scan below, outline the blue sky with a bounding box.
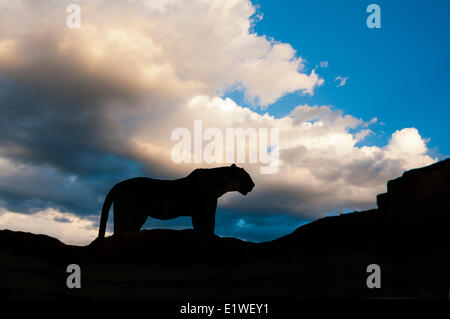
[227,0,450,158]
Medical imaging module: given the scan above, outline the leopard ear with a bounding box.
[231,164,236,168]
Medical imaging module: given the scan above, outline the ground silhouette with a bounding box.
[0,159,448,298]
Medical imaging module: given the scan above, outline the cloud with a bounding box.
[319,61,329,68]
[0,207,106,245]
[142,210,307,242]
[0,0,438,243]
[1,90,434,221]
[354,129,373,142]
[363,117,378,128]
[0,0,322,107]
[384,128,432,169]
[334,76,349,87]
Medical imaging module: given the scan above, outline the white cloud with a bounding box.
[126,96,436,218]
[363,117,378,127]
[0,0,323,108]
[384,128,433,170]
[335,75,349,87]
[319,61,329,68]
[355,129,373,142]
[0,208,106,245]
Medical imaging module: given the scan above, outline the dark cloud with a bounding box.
[0,76,149,215]
[0,77,122,168]
[53,216,71,223]
[141,209,307,243]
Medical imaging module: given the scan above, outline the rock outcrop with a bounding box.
[377,158,450,219]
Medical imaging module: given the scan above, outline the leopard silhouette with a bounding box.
[98,164,255,238]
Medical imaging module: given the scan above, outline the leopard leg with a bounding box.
[192,199,217,235]
[114,201,137,235]
[113,201,123,236]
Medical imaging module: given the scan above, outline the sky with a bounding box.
[0,0,448,245]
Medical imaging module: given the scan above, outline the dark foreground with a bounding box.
[0,159,448,299]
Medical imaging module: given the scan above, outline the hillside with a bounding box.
[0,159,448,299]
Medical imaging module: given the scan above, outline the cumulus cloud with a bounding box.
[0,0,438,242]
[0,0,322,107]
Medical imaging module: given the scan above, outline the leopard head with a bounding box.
[229,164,255,195]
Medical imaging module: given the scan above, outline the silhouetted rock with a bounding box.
[377,158,450,219]
[0,159,448,298]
